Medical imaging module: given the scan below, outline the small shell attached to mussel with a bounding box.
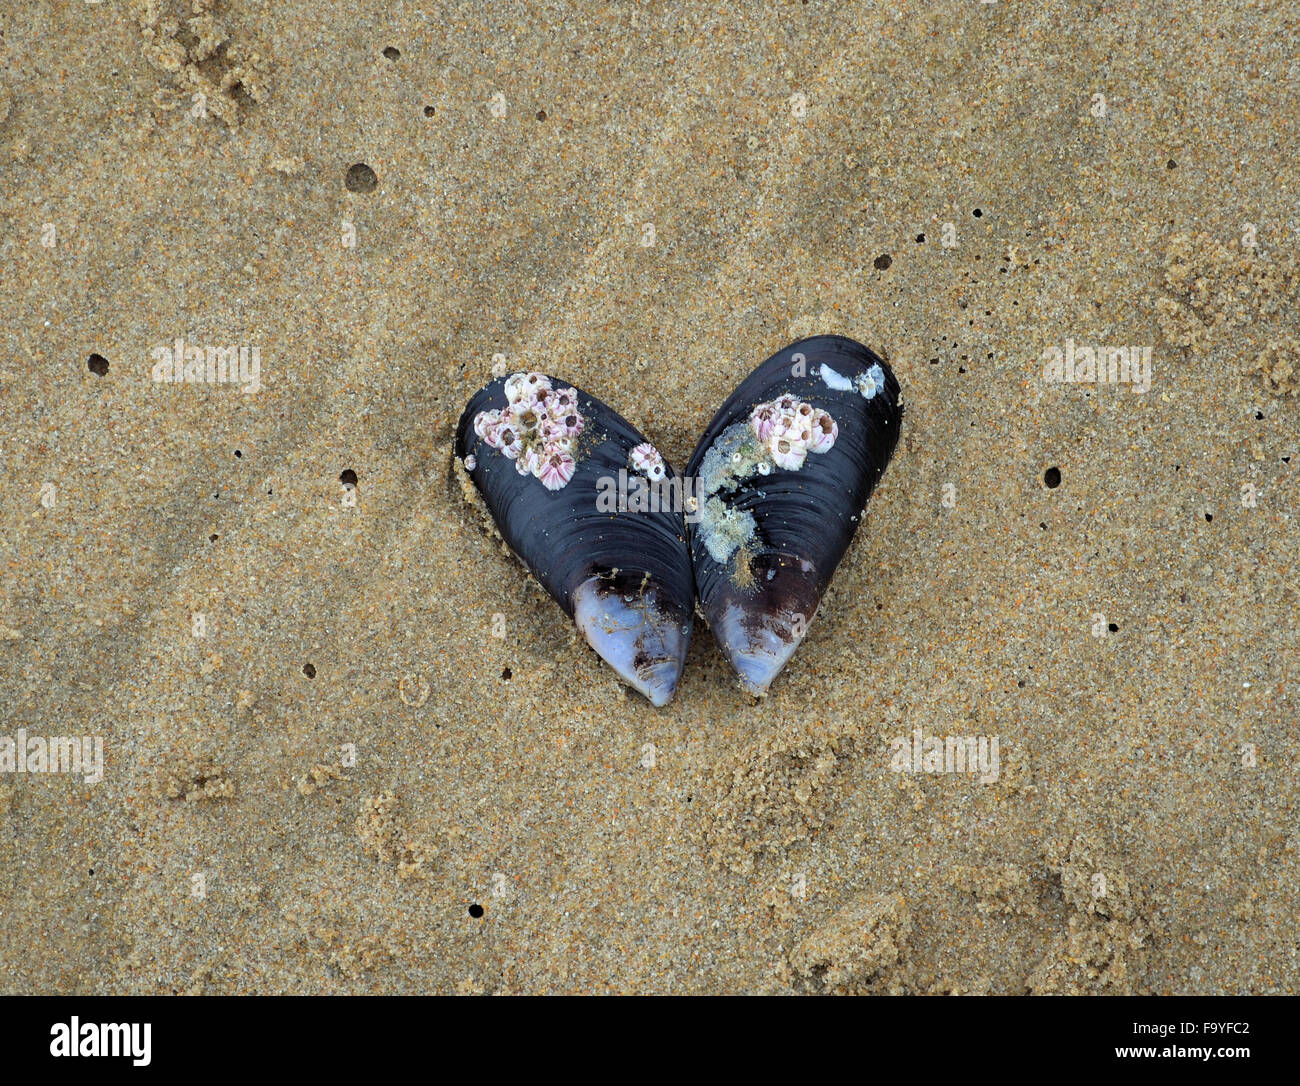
[455,372,693,706]
[685,335,902,695]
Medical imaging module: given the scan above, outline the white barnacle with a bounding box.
[857,363,886,400]
[823,361,886,400]
[807,409,837,454]
[503,372,529,404]
[629,442,666,480]
[770,437,807,471]
[818,364,854,392]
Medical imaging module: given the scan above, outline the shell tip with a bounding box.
[706,555,819,697]
[572,576,690,708]
[723,638,801,698]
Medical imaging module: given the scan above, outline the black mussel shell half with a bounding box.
[685,335,903,695]
[455,371,693,706]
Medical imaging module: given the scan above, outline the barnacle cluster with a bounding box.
[474,372,585,491]
[748,394,838,471]
[694,394,840,566]
[628,442,667,480]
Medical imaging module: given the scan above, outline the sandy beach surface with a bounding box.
[1,0,1296,994]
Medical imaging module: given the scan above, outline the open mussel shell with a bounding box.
[685,335,902,695]
[454,372,693,706]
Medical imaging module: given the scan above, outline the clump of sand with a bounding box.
[297,762,349,796]
[697,730,857,874]
[1156,231,1300,396]
[355,791,434,880]
[135,0,269,126]
[1026,834,1162,994]
[763,891,913,995]
[949,862,1039,918]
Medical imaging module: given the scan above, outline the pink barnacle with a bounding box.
[504,373,529,404]
[524,372,552,398]
[540,419,568,443]
[517,445,542,477]
[473,409,501,441]
[539,451,576,490]
[629,442,665,480]
[526,385,554,414]
[771,437,807,471]
[750,404,779,442]
[808,409,838,453]
[497,423,521,458]
[552,387,578,410]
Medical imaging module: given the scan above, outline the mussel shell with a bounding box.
[455,375,693,706]
[685,335,902,695]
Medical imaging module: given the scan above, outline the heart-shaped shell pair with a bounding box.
[454,335,903,703]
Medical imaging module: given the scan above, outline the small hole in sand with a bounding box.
[1044,467,1061,489]
[345,163,378,193]
[87,353,109,376]
[302,663,316,678]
